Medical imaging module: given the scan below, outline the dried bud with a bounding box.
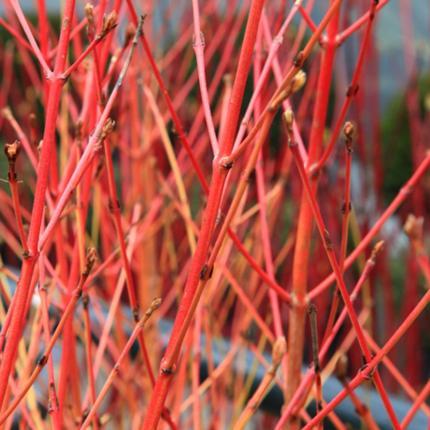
[151,297,162,310]
[343,121,355,140]
[335,354,348,380]
[272,336,287,365]
[219,156,233,170]
[142,297,162,324]
[404,214,424,242]
[291,70,306,93]
[84,3,95,27]
[4,140,21,162]
[370,240,384,261]
[102,11,118,36]
[83,247,97,276]
[283,109,294,130]
[100,118,116,141]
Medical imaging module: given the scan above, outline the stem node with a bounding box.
[219,156,234,170]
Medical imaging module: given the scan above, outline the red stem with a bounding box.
[141,1,266,426]
[0,0,76,410]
